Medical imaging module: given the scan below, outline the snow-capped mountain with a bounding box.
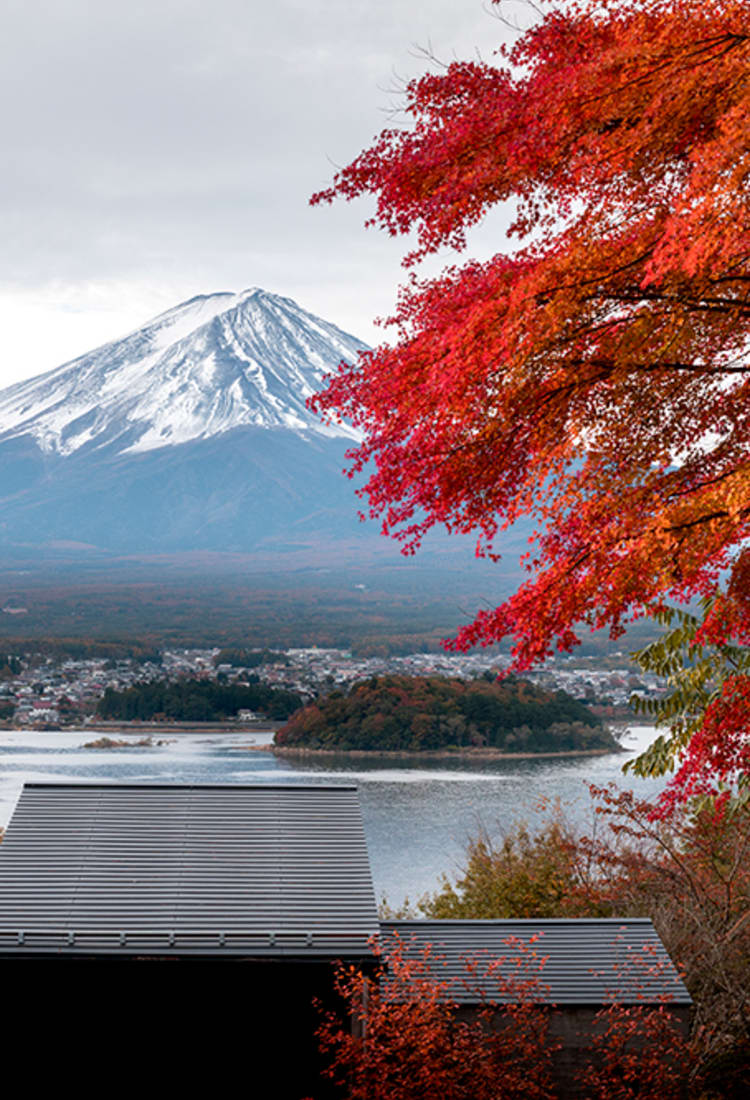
[0,287,527,584]
[0,288,385,556]
[0,288,362,458]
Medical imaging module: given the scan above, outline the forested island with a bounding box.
[274,674,619,754]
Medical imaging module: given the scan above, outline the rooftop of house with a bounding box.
[0,781,379,957]
[0,781,692,1010]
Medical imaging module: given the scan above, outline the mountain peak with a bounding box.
[0,289,364,456]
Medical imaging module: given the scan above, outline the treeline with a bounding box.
[0,574,662,657]
[0,637,161,662]
[276,674,617,752]
[0,654,22,678]
[98,678,303,722]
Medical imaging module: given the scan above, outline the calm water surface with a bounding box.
[0,725,664,907]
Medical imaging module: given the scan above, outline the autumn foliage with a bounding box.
[311,0,750,800]
[578,1004,698,1100]
[410,787,750,1085]
[326,789,749,1098]
[315,934,558,1100]
[313,930,697,1100]
[275,673,611,753]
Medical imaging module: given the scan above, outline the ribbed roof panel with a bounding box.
[0,783,379,956]
[379,919,692,1005]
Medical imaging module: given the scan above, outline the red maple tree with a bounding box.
[311,0,750,801]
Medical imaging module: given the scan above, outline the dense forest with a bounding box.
[0,564,661,659]
[275,674,618,752]
[0,638,161,663]
[98,678,303,722]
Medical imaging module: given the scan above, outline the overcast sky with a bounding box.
[0,0,523,387]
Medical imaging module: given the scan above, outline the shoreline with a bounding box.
[263,744,625,761]
[56,720,281,735]
[5,721,632,760]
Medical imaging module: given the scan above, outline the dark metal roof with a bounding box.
[0,782,379,957]
[379,919,692,1006]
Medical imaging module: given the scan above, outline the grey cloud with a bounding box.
[2,0,513,334]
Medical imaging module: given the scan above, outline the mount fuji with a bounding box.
[0,288,363,459]
[0,288,527,592]
[0,288,379,558]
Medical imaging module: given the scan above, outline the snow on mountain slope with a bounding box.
[0,288,364,456]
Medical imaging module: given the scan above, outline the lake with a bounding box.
[0,724,665,908]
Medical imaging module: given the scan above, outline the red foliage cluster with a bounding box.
[310,0,750,670]
[310,0,750,802]
[312,931,696,1100]
[417,785,750,1083]
[315,935,558,1100]
[579,1003,696,1099]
